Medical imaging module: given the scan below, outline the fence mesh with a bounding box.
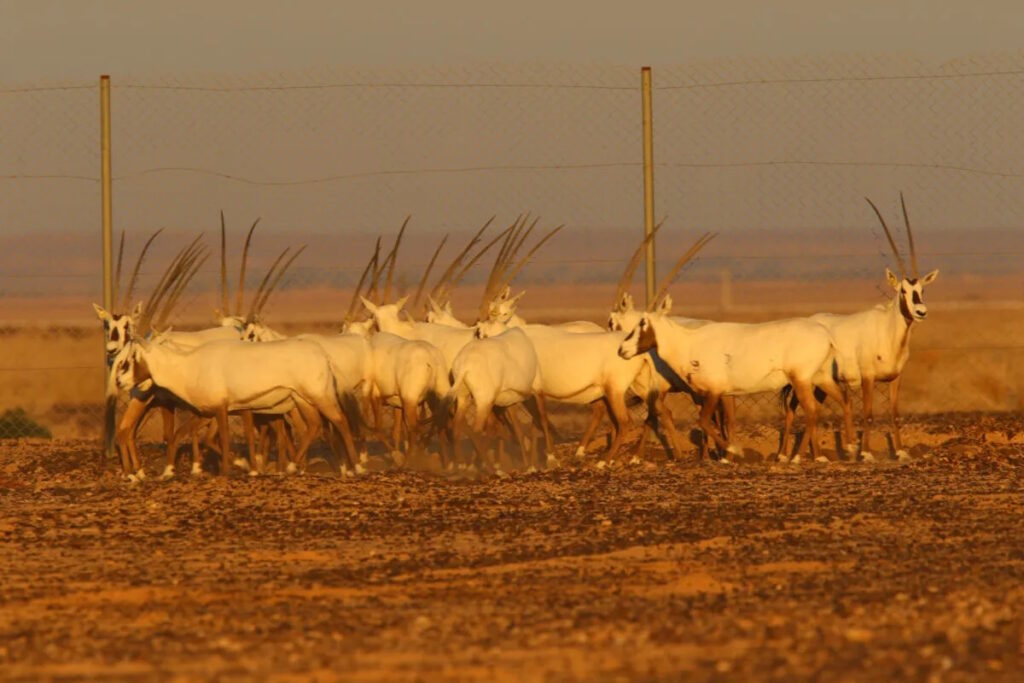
[1,56,1022,442]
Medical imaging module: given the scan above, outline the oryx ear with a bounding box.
[656,294,673,315]
[619,292,634,311]
[360,296,378,314]
[443,301,453,314]
[885,268,901,289]
[131,301,143,319]
[426,295,441,312]
[499,285,511,300]
[920,269,939,285]
[510,291,526,306]
[92,303,112,323]
[394,295,409,311]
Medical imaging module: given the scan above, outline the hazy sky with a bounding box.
[3,1,1023,82]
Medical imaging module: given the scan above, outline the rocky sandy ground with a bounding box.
[1,412,1022,681]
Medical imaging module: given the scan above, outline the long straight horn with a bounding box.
[139,235,203,332]
[899,192,919,278]
[345,244,381,323]
[114,231,125,308]
[449,220,515,292]
[865,197,908,277]
[219,211,230,316]
[367,237,389,305]
[247,247,291,321]
[411,234,448,313]
[478,217,522,317]
[616,220,664,306]
[154,245,210,331]
[383,215,410,303]
[430,215,495,302]
[122,228,164,312]
[499,224,563,294]
[235,217,260,315]
[254,245,306,316]
[651,231,717,309]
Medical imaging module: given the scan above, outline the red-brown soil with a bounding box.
[1,413,1022,681]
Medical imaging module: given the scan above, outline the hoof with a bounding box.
[135,468,147,481]
[233,458,250,472]
[776,453,790,464]
[126,473,140,485]
[574,447,586,458]
[159,465,175,480]
[861,451,875,463]
[896,449,911,462]
[285,462,297,475]
[547,455,560,468]
[359,451,369,464]
[791,454,803,464]
[248,469,260,477]
[629,456,641,466]
[716,457,732,465]
[190,463,202,476]
[595,460,607,470]
[815,455,830,464]
[354,463,367,475]
[494,468,509,479]
[726,444,743,457]
[844,444,859,456]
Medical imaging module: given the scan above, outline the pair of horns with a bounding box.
[344,217,409,323]
[478,214,563,320]
[614,222,716,311]
[138,234,209,334]
[865,192,919,278]
[220,212,305,322]
[114,228,208,333]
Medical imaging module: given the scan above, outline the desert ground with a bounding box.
[1,411,1022,681]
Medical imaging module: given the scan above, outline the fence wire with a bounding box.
[1,57,1022,442]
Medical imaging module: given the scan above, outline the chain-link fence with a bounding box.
[2,55,1022,441]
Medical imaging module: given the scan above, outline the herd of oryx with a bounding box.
[95,194,937,483]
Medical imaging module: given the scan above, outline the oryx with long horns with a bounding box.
[782,193,939,462]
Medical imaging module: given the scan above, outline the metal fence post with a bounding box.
[641,66,656,307]
[100,75,115,461]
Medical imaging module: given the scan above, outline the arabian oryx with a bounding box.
[782,194,939,462]
[619,312,845,463]
[93,231,218,480]
[448,319,552,471]
[116,336,360,476]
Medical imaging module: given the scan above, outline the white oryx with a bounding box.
[619,312,844,463]
[114,335,359,476]
[366,332,452,464]
[781,194,939,462]
[448,320,551,470]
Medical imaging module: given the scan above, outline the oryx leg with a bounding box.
[115,396,151,476]
[889,375,909,460]
[521,393,554,454]
[291,401,323,473]
[495,405,529,470]
[817,378,852,457]
[647,392,683,461]
[604,390,631,461]
[400,397,422,466]
[720,395,738,462]
[779,387,798,462]
[215,405,232,476]
[791,381,823,462]
[860,377,876,461]
[318,397,359,474]
[696,392,730,461]
[576,401,606,458]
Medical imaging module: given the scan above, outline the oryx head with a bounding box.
[94,301,142,356]
[866,194,939,323]
[473,318,508,340]
[361,295,408,333]
[425,296,462,327]
[110,340,149,392]
[618,313,657,359]
[487,289,524,324]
